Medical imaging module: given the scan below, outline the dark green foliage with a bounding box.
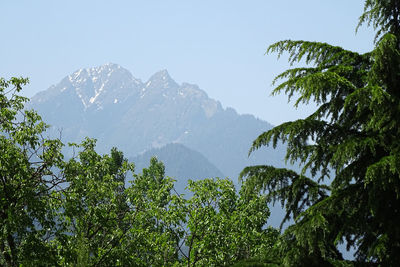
[241,1,400,266]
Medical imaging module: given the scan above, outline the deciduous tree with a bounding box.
[0,77,65,266]
[182,178,278,266]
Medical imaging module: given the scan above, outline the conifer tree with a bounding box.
[241,1,400,265]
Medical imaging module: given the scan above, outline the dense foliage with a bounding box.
[0,78,278,266]
[241,0,400,266]
[0,77,65,266]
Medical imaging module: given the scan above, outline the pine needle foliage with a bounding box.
[241,1,400,265]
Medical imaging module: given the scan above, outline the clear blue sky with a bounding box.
[1,0,374,125]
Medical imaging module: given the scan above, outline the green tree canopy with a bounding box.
[0,77,278,266]
[181,178,278,266]
[0,77,65,266]
[241,1,400,265]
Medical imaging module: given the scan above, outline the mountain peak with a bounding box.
[88,63,130,77]
[49,63,142,110]
[67,63,131,84]
[103,62,121,68]
[89,62,121,72]
[146,69,178,89]
[154,69,170,77]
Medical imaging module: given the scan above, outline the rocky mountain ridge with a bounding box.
[29,63,286,179]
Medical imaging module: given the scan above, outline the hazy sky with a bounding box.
[1,0,375,125]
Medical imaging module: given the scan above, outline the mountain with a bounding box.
[29,63,287,180]
[131,143,225,193]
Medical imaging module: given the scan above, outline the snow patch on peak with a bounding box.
[75,69,84,78]
[75,88,88,109]
[91,63,121,74]
[89,83,106,104]
[107,70,114,77]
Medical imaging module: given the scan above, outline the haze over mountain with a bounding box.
[131,143,225,193]
[29,63,286,180]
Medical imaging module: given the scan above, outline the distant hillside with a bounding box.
[29,63,287,180]
[131,143,224,193]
